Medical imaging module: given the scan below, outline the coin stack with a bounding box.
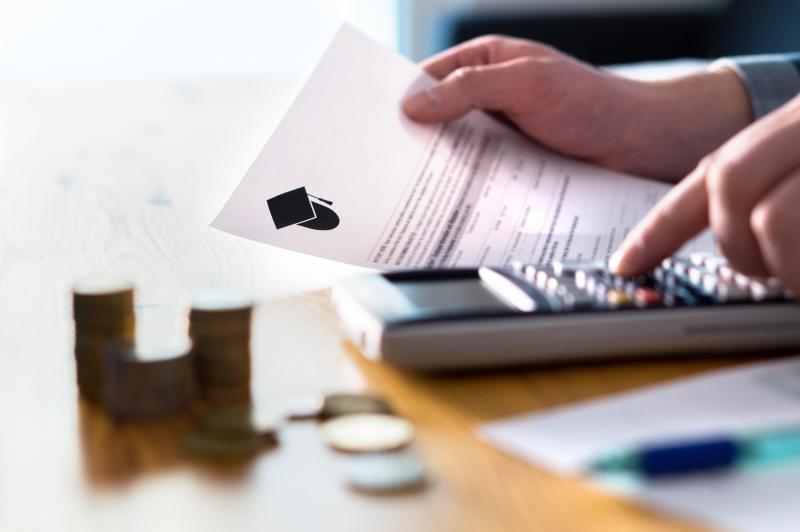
[183,404,279,457]
[103,337,195,419]
[189,291,254,405]
[72,279,135,402]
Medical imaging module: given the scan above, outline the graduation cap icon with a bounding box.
[266,186,340,231]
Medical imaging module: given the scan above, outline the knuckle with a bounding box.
[483,34,510,58]
[451,66,480,87]
[750,199,789,242]
[697,154,716,172]
[519,56,549,79]
[468,35,503,60]
[472,34,505,49]
[705,157,747,207]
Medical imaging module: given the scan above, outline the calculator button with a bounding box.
[717,264,736,282]
[652,266,676,286]
[479,267,539,312]
[734,273,750,289]
[634,287,662,307]
[623,281,639,295]
[584,275,602,295]
[511,260,525,273]
[689,252,715,267]
[593,281,608,301]
[553,277,596,308]
[656,272,677,291]
[552,284,595,311]
[701,273,718,294]
[672,258,691,276]
[523,264,537,281]
[575,269,594,289]
[704,256,727,273]
[545,277,560,293]
[606,289,634,308]
[714,281,751,303]
[750,279,784,301]
[688,267,704,287]
[556,288,575,309]
[535,270,550,289]
[552,260,603,277]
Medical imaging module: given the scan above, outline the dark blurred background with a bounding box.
[4,1,798,86]
[400,0,800,65]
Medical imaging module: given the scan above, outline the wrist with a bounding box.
[616,68,752,181]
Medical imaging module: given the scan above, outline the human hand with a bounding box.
[403,36,751,181]
[610,92,800,295]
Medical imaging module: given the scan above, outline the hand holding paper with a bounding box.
[212,25,713,269]
[403,35,751,181]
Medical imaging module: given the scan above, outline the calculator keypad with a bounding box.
[509,253,793,313]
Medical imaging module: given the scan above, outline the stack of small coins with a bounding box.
[189,291,253,405]
[103,338,195,419]
[72,279,135,402]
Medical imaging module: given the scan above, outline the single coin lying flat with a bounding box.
[321,414,414,453]
[319,393,393,420]
[345,452,427,493]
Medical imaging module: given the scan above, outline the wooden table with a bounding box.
[0,80,748,532]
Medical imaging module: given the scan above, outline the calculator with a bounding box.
[331,253,800,370]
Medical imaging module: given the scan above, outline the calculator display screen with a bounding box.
[396,279,511,313]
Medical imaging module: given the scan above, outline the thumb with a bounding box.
[403,58,531,123]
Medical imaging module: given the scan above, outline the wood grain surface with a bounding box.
[0,81,754,532]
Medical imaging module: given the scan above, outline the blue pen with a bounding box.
[586,425,800,478]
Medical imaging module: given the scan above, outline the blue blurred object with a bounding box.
[588,425,800,479]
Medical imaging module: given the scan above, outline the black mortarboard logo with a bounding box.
[266,186,340,231]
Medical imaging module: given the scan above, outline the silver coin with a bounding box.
[321,414,414,453]
[345,452,427,493]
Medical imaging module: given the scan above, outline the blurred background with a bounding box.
[2,0,800,88]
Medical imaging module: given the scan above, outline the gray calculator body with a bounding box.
[331,258,800,370]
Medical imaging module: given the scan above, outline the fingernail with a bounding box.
[403,88,439,117]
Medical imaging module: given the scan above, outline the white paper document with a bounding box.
[480,358,800,532]
[212,24,712,269]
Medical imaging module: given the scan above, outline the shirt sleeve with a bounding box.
[710,53,800,119]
